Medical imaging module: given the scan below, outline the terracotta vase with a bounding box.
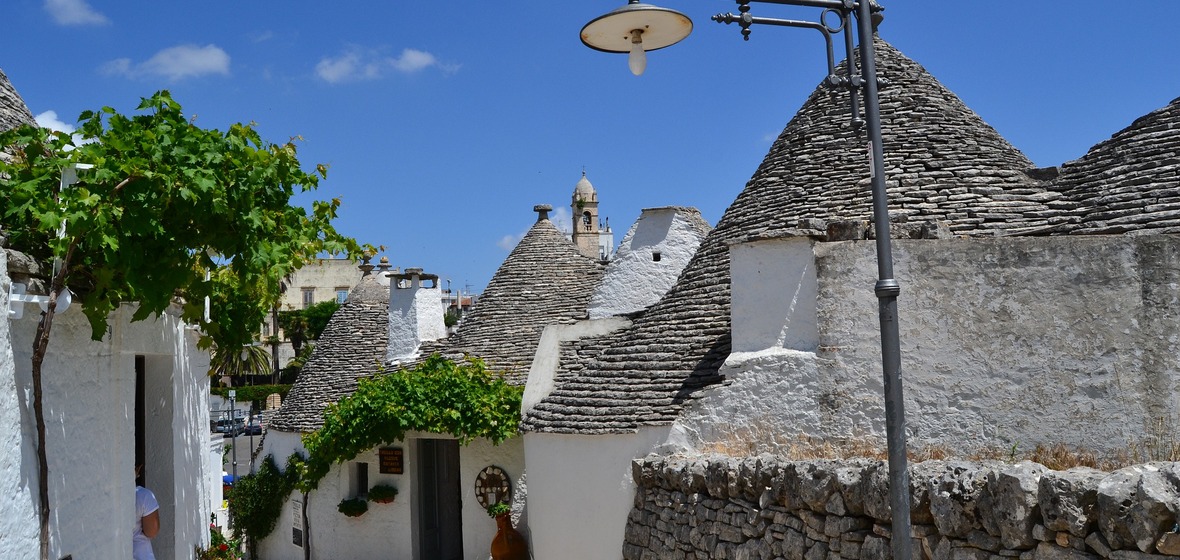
[490,513,529,560]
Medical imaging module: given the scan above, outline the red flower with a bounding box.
[219,544,229,551]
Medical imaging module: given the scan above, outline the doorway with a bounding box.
[417,439,463,560]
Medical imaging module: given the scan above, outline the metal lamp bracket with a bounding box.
[6,282,72,320]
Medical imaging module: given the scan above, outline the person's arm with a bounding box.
[141,510,160,539]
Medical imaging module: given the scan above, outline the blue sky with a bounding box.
[4,1,1179,293]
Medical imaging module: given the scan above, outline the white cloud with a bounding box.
[35,110,74,134]
[102,45,231,82]
[391,49,437,73]
[497,233,523,252]
[550,207,572,236]
[497,206,572,251]
[44,0,109,26]
[315,47,451,83]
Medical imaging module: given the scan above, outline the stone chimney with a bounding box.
[387,267,446,362]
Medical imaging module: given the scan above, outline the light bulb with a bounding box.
[628,29,646,76]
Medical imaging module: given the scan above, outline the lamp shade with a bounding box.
[581,1,692,53]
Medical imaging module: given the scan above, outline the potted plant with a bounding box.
[486,502,528,560]
[368,483,399,504]
[485,502,511,518]
[337,497,368,517]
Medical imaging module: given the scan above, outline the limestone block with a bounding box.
[1039,467,1105,537]
[1155,532,1180,555]
[859,535,892,560]
[797,461,841,514]
[1096,465,1179,552]
[930,462,995,537]
[1127,465,1180,553]
[1031,541,1099,559]
[834,460,877,517]
[1084,532,1112,557]
[977,461,1047,550]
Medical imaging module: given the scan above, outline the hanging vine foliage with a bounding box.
[227,453,302,558]
[299,355,523,490]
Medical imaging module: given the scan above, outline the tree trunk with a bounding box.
[31,293,61,560]
[31,243,75,560]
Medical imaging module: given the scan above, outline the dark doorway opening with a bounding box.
[417,439,463,560]
[134,355,145,487]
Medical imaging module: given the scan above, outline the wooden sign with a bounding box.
[379,447,404,474]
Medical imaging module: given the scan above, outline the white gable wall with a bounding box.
[588,208,707,319]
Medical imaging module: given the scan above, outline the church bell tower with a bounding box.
[571,172,601,258]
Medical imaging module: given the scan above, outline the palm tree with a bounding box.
[209,344,273,384]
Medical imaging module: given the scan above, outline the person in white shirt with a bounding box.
[134,464,160,560]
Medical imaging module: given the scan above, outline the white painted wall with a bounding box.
[388,274,446,362]
[0,251,38,557]
[0,250,210,560]
[457,435,527,560]
[257,430,526,560]
[729,237,818,354]
[588,208,708,319]
[677,235,1180,456]
[523,428,673,560]
[210,437,226,527]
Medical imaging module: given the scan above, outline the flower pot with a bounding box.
[490,513,529,560]
[371,496,395,504]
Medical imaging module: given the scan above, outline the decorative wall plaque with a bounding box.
[379,447,404,474]
[474,465,512,509]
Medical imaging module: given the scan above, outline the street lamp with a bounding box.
[580,0,693,76]
[581,1,912,558]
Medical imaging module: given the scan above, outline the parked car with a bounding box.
[244,418,263,435]
[214,418,244,437]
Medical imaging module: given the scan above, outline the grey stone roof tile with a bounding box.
[413,218,605,385]
[267,273,389,433]
[1050,97,1180,235]
[0,69,35,133]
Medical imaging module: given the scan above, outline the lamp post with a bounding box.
[581,1,912,558]
[228,388,237,527]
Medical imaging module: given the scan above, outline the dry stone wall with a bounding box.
[625,455,1180,559]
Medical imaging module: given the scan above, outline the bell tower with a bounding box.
[571,171,600,258]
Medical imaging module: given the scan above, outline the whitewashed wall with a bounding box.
[588,208,708,319]
[0,249,210,560]
[677,234,1180,455]
[257,430,525,560]
[388,276,445,362]
[523,428,673,560]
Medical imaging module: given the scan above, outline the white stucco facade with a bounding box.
[388,273,446,363]
[0,251,212,560]
[257,430,525,560]
[675,234,1180,455]
[523,428,674,560]
[588,207,709,319]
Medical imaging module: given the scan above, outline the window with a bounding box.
[653,251,662,262]
[336,287,349,304]
[301,288,314,309]
[354,462,369,498]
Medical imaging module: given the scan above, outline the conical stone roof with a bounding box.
[0,68,35,133]
[522,39,1061,434]
[415,217,606,385]
[1051,96,1180,235]
[268,272,389,433]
